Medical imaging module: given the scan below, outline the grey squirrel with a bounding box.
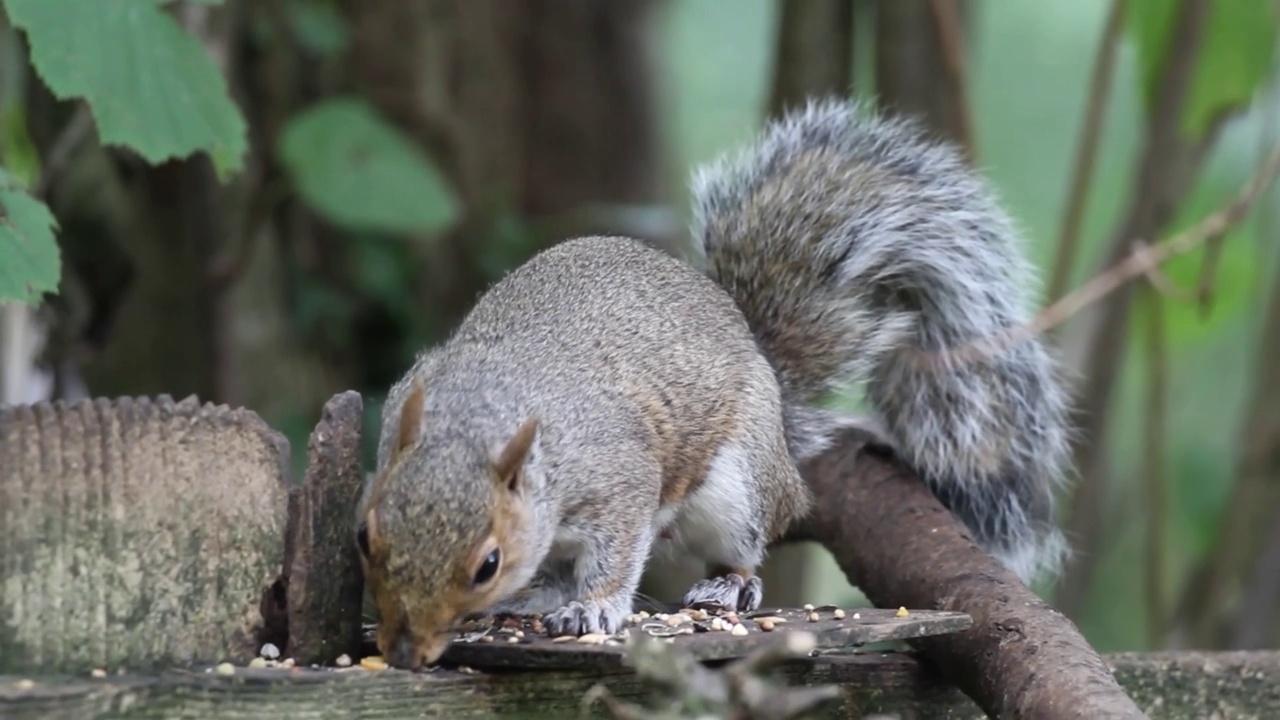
[355,99,1071,670]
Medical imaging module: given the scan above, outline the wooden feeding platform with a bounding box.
[3,394,1280,719]
[436,605,972,671]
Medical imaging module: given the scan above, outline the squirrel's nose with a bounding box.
[387,633,424,670]
[386,630,449,670]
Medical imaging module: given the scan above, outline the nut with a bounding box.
[730,623,749,636]
[896,607,909,618]
[807,612,820,622]
[248,657,268,669]
[360,656,388,671]
[335,654,353,668]
[260,643,281,660]
[214,662,236,676]
[758,619,775,632]
[833,609,846,619]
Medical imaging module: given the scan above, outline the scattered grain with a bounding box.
[360,656,388,671]
[730,623,749,636]
[89,668,107,679]
[807,612,820,623]
[896,607,909,618]
[248,657,269,669]
[214,662,236,676]
[335,654,353,668]
[833,609,846,619]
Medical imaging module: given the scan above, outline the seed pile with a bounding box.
[448,603,859,647]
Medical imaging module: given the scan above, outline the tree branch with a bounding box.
[931,132,1280,369]
[1046,0,1129,306]
[789,430,1146,718]
[766,0,854,119]
[1056,0,1215,618]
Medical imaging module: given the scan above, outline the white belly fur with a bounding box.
[652,441,761,569]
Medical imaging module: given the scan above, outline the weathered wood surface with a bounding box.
[440,607,972,670]
[0,396,290,674]
[3,651,1278,720]
[277,391,366,666]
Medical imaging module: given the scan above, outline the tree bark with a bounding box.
[343,0,672,339]
[766,0,855,118]
[790,429,1147,718]
[874,0,975,155]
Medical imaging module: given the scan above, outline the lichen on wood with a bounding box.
[0,396,290,673]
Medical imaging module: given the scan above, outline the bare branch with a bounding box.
[927,0,977,161]
[1057,0,1216,618]
[766,0,854,119]
[1046,0,1129,305]
[790,431,1147,718]
[930,132,1280,369]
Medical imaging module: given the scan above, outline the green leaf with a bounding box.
[1127,0,1278,140]
[0,168,60,305]
[287,0,348,57]
[278,98,460,235]
[4,0,248,176]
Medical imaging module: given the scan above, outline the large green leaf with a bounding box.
[278,98,460,235]
[3,0,247,176]
[0,168,60,305]
[1127,0,1278,139]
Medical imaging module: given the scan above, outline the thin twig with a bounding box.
[929,132,1280,369]
[1046,0,1129,306]
[927,0,977,162]
[1135,239,1197,302]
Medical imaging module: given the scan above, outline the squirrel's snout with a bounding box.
[385,629,449,671]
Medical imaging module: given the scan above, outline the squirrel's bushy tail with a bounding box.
[690,99,1072,582]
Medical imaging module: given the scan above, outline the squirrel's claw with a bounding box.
[681,572,762,612]
[543,600,626,637]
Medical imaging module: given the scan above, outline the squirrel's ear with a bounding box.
[393,379,427,460]
[492,417,538,493]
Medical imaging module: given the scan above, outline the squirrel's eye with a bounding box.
[356,523,370,558]
[473,548,501,587]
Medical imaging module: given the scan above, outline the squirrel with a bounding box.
[355,98,1072,670]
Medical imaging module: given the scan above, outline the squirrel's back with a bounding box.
[690,99,1072,581]
[390,236,802,526]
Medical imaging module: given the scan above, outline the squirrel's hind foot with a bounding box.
[542,600,628,637]
[681,572,762,612]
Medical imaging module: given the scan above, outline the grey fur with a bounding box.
[690,98,1072,581]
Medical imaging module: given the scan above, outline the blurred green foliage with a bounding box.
[278,97,461,236]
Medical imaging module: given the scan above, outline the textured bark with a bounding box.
[791,429,1147,719]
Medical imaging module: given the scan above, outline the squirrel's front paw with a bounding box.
[542,600,626,637]
[681,573,763,612]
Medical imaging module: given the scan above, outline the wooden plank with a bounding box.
[278,391,366,666]
[0,397,290,674]
[3,650,1278,719]
[439,607,972,671]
